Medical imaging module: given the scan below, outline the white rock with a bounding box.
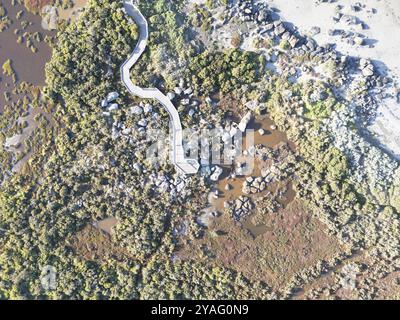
[184,87,193,95]
[107,92,119,102]
[122,128,132,135]
[210,166,223,181]
[167,92,176,100]
[229,128,238,139]
[222,131,231,143]
[225,183,232,191]
[174,87,183,95]
[354,36,364,46]
[101,99,108,108]
[130,105,143,115]
[108,103,119,111]
[138,119,148,127]
[144,104,153,113]
[133,163,142,173]
[238,112,252,132]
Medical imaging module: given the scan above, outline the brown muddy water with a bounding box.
[0,0,55,110]
[0,1,56,173]
[209,115,297,238]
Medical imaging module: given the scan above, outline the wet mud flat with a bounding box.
[0,0,54,109]
[208,115,297,237]
[0,0,55,174]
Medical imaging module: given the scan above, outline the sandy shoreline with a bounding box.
[268,0,400,159]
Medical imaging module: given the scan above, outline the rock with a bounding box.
[270,124,277,130]
[245,101,257,111]
[354,36,364,46]
[242,185,251,195]
[107,92,119,102]
[310,90,328,102]
[101,99,108,108]
[108,103,119,111]
[229,126,238,137]
[238,112,252,132]
[143,104,152,113]
[360,59,375,77]
[224,201,231,209]
[184,87,193,95]
[210,166,223,181]
[138,119,148,127]
[306,40,316,51]
[130,105,143,115]
[122,128,132,135]
[310,26,321,36]
[257,10,270,23]
[362,67,374,77]
[41,5,58,31]
[167,92,176,100]
[360,58,369,69]
[265,23,274,31]
[222,131,231,143]
[275,25,286,35]
[289,36,299,48]
[133,162,142,173]
[174,87,183,95]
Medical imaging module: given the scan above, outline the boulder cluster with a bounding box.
[228,195,254,222]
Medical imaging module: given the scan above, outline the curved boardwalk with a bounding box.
[120,0,199,175]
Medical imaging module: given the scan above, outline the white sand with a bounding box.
[269,0,400,158]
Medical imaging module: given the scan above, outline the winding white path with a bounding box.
[120,0,199,174]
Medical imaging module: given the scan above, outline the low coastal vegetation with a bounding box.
[0,0,399,300]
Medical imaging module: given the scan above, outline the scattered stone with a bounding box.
[231,196,254,221]
[188,109,196,117]
[310,26,321,36]
[354,36,364,46]
[108,103,119,111]
[167,92,176,100]
[184,87,193,95]
[131,105,143,115]
[238,112,252,132]
[210,166,223,181]
[138,119,148,127]
[225,183,232,191]
[143,104,152,113]
[107,92,119,102]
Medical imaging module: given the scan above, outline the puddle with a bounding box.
[0,0,55,110]
[208,115,297,237]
